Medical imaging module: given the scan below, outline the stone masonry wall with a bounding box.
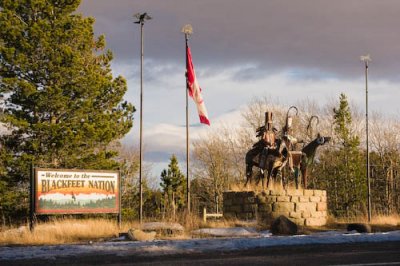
[223,189,327,226]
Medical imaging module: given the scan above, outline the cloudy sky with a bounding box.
[79,0,400,177]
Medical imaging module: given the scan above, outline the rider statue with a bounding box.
[245,107,303,188]
[245,112,277,180]
[281,113,303,173]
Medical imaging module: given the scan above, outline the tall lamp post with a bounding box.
[134,12,152,224]
[181,24,193,214]
[360,54,372,222]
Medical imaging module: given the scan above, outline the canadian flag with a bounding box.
[186,46,210,126]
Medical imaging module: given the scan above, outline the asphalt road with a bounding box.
[3,241,400,266]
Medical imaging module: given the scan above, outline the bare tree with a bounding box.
[117,145,157,219]
[192,125,249,212]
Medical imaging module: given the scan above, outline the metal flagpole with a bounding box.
[134,12,152,224]
[360,54,372,222]
[182,24,193,214]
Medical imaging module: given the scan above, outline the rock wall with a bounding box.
[223,189,327,226]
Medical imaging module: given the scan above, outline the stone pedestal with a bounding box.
[223,189,328,226]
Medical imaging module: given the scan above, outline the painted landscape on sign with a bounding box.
[38,192,117,211]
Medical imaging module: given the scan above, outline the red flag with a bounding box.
[186,46,210,126]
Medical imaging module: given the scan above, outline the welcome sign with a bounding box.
[35,168,120,214]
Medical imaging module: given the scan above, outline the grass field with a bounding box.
[0,218,136,245]
[0,214,399,245]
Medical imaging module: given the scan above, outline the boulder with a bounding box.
[127,229,156,241]
[141,222,184,235]
[347,223,371,233]
[270,215,298,235]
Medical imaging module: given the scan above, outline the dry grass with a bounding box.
[0,213,211,245]
[177,211,202,232]
[335,214,400,226]
[1,210,398,246]
[370,214,400,226]
[0,218,140,246]
[203,219,259,230]
[0,216,203,245]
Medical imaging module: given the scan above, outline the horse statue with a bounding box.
[245,137,291,189]
[262,139,291,189]
[291,133,331,189]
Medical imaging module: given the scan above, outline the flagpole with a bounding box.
[182,24,193,214]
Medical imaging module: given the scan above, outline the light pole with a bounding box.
[181,24,193,214]
[360,54,372,222]
[134,12,151,224]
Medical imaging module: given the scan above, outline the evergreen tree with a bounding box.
[317,93,365,217]
[0,0,134,220]
[333,93,360,148]
[160,155,186,218]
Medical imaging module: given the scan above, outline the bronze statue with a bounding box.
[265,107,300,189]
[245,109,330,190]
[245,111,277,188]
[289,116,330,189]
[291,133,331,189]
[245,109,295,189]
[263,137,290,189]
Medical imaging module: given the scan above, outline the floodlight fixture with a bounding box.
[181,24,193,36]
[360,54,372,63]
[134,12,152,25]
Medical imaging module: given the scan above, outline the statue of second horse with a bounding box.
[291,134,330,189]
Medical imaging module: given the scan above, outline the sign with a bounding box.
[34,168,120,214]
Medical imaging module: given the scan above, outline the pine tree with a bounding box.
[333,93,360,148]
[0,0,134,219]
[160,155,186,218]
[330,93,365,216]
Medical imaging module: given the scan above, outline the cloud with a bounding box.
[230,64,268,82]
[79,0,400,80]
[78,0,400,178]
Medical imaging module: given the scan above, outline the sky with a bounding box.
[1,229,400,260]
[78,0,400,179]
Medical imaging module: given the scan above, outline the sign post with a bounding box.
[29,163,35,231]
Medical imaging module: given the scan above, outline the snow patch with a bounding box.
[192,227,259,237]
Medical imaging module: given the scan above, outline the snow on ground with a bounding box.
[1,230,400,261]
[192,227,260,237]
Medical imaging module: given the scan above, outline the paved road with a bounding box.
[4,241,400,265]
